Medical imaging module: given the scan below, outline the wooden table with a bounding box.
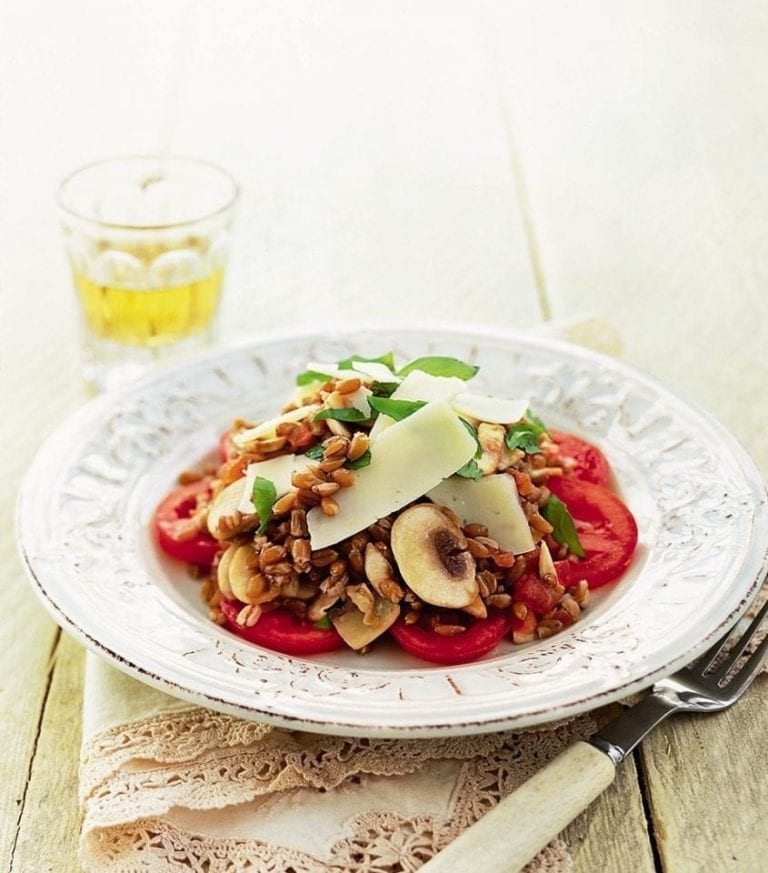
[2,3,767,870]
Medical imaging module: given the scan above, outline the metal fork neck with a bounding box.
[590,692,682,765]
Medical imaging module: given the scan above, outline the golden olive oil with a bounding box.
[73,267,224,347]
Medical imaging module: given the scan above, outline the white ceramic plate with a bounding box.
[17,326,768,737]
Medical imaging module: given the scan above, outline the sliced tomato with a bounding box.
[153,479,221,566]
[220,600,345,655]
[514,574,561,614]
[548,478,638,589]
[389,611,512,665]
[549,430,611,487]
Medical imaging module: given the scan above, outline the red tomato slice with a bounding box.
[549,430,611,487]
[220,600,345,655]
[548,478,638,589]
[514,574,561,614]
[153,479,222,566]
[389,612,513,665]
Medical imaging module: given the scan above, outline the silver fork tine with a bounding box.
[691,625,743,673]
[708,597,768,682]
[690,591,768,675]
[721,625,768,700]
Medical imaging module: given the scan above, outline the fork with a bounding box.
[421,590,768,873]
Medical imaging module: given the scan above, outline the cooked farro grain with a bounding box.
[466,538,491,560]
[320,496,340,516]
[273,491,298,515]
[335,376,362,395]
[313,481,341,497]
[346,431,369,461]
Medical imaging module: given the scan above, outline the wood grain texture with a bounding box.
[0,346,84,868]
[10,634,85,873]
[565,750,657,873]
[0,606,59,873]
[486,1,768,475]
[639,675,768,872]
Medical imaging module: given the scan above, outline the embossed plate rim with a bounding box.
[16,324,768,736]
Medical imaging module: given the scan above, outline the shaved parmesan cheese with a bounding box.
[451,393,529,425]
[232,405,320,449]
[304,361,357,380]
[307,400,475,549]
[237,454,313,513]
[346,385,373,418]
[349,360,400,383]
[428,474,535,554]
[392,371,467,402]
[304,360,400,386]
[369,371,467,441]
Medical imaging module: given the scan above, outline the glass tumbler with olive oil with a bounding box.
[58,157,239,390]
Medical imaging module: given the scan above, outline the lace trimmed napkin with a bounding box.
[81,655,595,872]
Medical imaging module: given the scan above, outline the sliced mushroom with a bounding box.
[345,583,376,621]
[390,504,478,609]
[207,478,258,540]
[228,544,273,604]
[330,596,401,650]
[280,576,318,600]
[363,543,405,602]
[307,590,342,622]
[216,544,236,598]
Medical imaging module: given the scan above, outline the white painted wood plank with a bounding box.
[10,635,85,873]
[483,1,768,473]
[640,677,768,872]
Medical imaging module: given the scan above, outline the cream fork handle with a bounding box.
[420,741,615,873]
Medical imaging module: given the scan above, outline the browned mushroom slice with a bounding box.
[390,504,478,609]
[331,597,401,650]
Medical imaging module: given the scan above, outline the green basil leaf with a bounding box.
[541,494,585,558]
[459,418,482,459]
[337,352,396,370]
[397,355,479,380]
[368,397,426,421]
[455,458,484,481]
[313,615,333,630]
[251,477,278,535]
[370,380,399,397]
[304,444,325,460]
[525,408,548,436]
[296,369,333,386]
[345,449,372,470]
[505,424,542,455]
[314,407,368,422]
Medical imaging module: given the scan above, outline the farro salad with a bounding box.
[153,353,638,664]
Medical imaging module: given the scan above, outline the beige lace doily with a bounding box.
[80,653,595,872]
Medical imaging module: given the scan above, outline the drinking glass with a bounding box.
[58,156,239,390]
